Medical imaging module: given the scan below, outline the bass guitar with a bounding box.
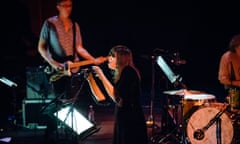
[47,56,107,82]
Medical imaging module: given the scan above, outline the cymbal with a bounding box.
[163,89,204,96]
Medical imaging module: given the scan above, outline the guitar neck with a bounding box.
[69,60,95,69]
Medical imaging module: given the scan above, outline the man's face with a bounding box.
[57,0,72,17]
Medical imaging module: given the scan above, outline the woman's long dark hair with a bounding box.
[108,45,141,82]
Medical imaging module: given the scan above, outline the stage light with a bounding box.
[53,105,97,137]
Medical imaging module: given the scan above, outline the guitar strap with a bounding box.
[72,19,76,59]
[230,61,235,84]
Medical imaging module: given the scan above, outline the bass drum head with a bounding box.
[186,106,233,144]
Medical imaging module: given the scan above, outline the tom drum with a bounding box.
[183,94,216,116]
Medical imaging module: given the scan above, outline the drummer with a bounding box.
[218,34,240,89]
[218,34,240,107]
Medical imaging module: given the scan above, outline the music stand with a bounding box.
[52,69,100,142]
[154,55,187,143]
[156,56,182,85]
[53,105,96,136]
[0,76,18,128]
[0,77,17,87]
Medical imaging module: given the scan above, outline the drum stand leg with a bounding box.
[152,124,188,144]
[156,100,189,144]
[150,101,189,144]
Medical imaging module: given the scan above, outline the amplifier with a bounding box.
[22,99,53,129]
[26,66,56,99]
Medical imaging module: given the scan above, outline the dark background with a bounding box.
[1,0,240,122]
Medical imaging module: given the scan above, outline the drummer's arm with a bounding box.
[219,76,240,88]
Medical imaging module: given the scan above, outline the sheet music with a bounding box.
[156,56,179,83]
[0,77,17,87]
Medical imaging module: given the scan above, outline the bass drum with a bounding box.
[186,103,233,144]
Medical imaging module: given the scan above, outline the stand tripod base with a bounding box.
[150,127,188,144]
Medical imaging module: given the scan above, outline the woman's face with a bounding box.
[108,55,117,70]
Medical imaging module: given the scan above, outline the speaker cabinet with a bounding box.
[26,66,56,99]
[22,99,53,129]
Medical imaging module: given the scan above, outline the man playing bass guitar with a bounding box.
[38,0,106,101]
[38,0,107,143]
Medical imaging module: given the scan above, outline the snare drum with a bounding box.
[183,94,216,117]
[186,102,234,144]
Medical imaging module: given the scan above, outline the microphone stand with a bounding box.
[146,55,156,131]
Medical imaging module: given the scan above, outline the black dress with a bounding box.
[112,66,148,144]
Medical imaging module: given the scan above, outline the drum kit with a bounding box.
[147,49,240,143]
[150,89,240,144]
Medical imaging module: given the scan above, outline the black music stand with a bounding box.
[156,55,186,88]
[50,69,100,143]
[0,77,18,127]
[151,55,187,144]
[0,77,18,88]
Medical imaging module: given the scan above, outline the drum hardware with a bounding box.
[152,91,186,144]
[153,91,217,144]
[228,88,240,110]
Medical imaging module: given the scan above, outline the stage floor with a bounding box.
[0,105,162,144]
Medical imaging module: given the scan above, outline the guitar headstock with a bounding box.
[95,56,108,65]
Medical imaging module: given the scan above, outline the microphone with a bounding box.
[80,67,100,78]
[73,68,93,77]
